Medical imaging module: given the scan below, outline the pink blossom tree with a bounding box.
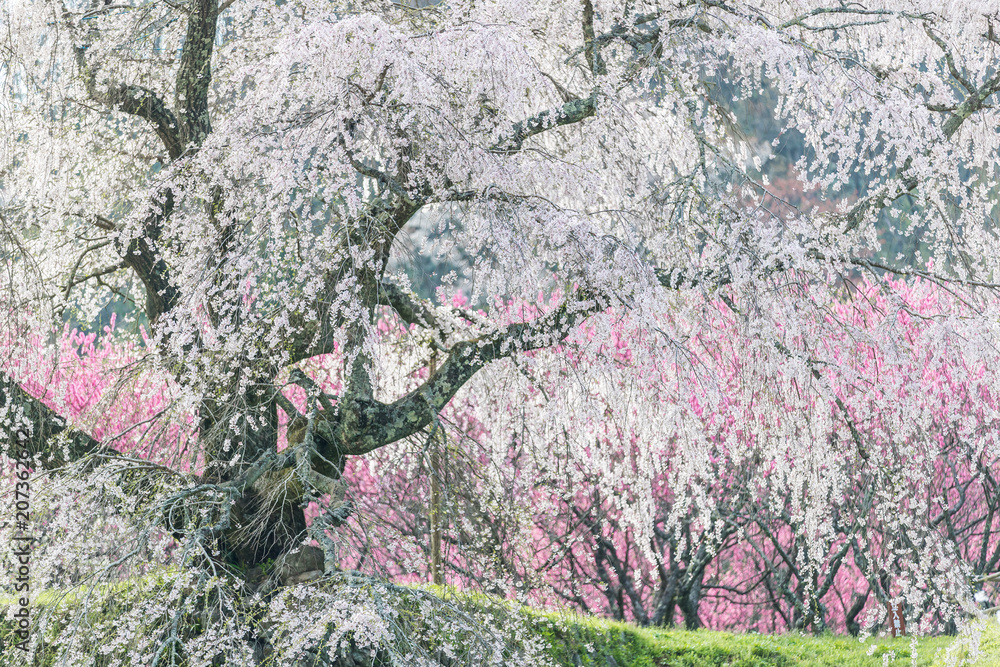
[332,278,1000,638]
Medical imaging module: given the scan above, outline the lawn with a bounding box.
[4,577,999,666]
[530,607,994,667]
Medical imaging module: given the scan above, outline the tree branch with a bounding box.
[565,10,709,65]
[0,374,103,469]
[64,260,126,300]
[377,281,444,331]
[845,35,1000,232]
[493,93,597,153]
[314,294,602,460]
[75,47,183,160]
[923,25,976,95]
[118,191,180,323]
[778,7,931,32]
[581,0,606,76]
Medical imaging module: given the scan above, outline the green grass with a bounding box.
[5,576,997,666]
[929,618,1000,667]
[529,608,961,667]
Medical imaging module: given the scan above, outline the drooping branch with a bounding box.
[844,28,1000,233]
[560,5,980,241]
[653,233,1000,297]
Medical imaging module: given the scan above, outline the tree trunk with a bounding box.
[678,572,704,630]
[429,357,444,586]
[429,447,444,586]
[845,589,869,636]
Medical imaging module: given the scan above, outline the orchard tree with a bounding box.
[4,0,1000,664]
[459,277,1000,637]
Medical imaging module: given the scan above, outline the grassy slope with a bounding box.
[529,608,993,667]
[4,579,999,666]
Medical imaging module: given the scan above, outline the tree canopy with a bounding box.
[3,0,1000,664]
